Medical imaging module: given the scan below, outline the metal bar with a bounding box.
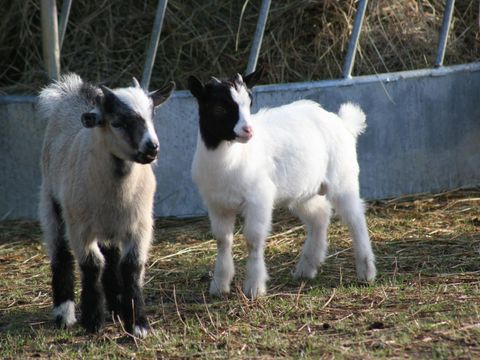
[141,0,168,90]
[3,62,478,102]
[246,0,271,74]
[40,0,60,80]
[435,0,455,67]
[342,0,368,79]
[58,0,72,50]
[251,62,480,94]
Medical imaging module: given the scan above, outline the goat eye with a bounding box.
[212,105,227,116]
[111,121,123,129]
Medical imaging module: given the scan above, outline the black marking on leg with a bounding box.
[99,244,122,318]
[79,253,105,333]
[120,252,148,333]
[50,199,76,328]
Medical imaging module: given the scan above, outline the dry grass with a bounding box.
[0,188,479,358]
[0,0,479,94]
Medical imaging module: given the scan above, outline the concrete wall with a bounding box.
[1,63,479,220]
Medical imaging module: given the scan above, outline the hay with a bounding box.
[0,0,478,94]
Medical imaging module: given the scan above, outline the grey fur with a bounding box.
[38,73,160,336]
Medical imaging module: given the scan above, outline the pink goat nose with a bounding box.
[243,125,253,135]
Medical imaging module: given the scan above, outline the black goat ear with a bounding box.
[81,111,104,128]
[99,85,118,113]
[150,81,175,107]
[188,76,204,99]
[243,66,264,88]
[100,84,115,98]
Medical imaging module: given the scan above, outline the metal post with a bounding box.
[435,0,455,67]
[342,0,368,79]
[141,0,168,90]
[58,0,72,50]
[40,0,61,80]
[246,0,271,74]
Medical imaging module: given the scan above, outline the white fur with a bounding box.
[114,87,159,157]
[192,99,376,298]
[140,120,159,159]
[53,300,77,328]
[115,87,153,122]
[231,82,253,140]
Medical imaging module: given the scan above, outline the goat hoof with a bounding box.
[209,280,231,296]
[356,258,376,283]
[124,316,149,338]
[133,324,149,338]
[81,315,104,334]
[293,258,318,280]
[81,306,105,333]
[53,301,77,329]
[243,280,267,299]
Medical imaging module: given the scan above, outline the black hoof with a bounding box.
[81,311,105,333]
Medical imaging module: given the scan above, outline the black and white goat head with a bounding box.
[187,68,263,150]
[81,78,176,164]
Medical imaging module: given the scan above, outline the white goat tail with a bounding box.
[338,102,367,137]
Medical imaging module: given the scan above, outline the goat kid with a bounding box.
[38,74,175,337]
[188,69,376,298]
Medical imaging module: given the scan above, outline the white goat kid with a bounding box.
[188,69,376,298]
[38,74,175,337]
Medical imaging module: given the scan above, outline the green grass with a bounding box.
[1,189,479,359]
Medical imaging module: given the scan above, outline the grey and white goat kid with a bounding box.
[188,69,376,299]
[38,74,175,337]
